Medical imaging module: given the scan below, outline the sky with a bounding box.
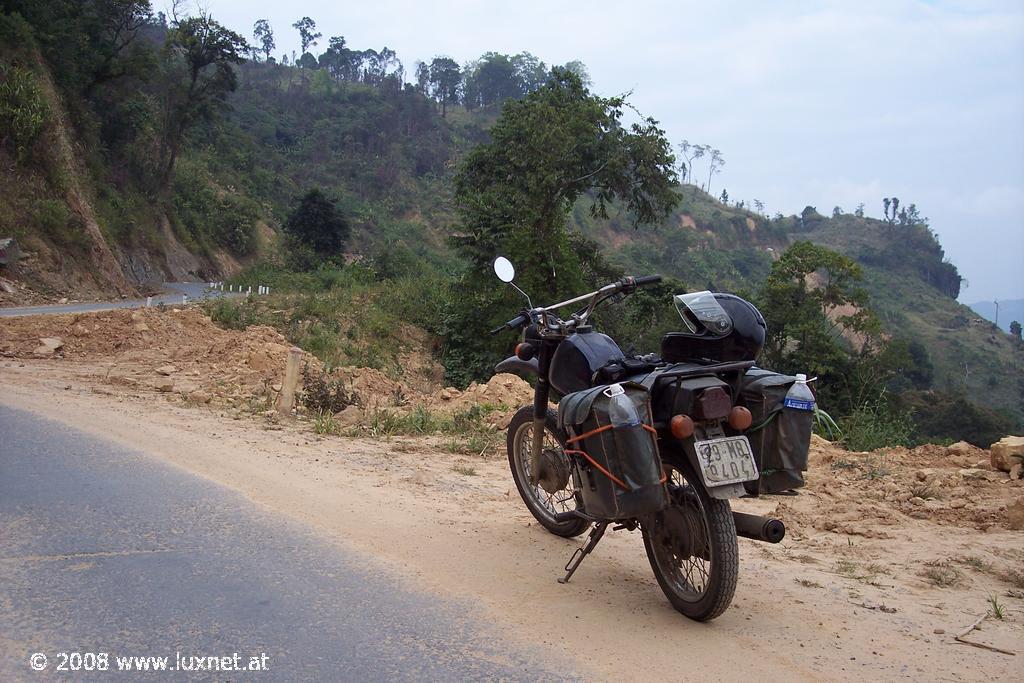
[200,0,1024,303]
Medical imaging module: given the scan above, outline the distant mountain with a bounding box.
[969,300,1024,333]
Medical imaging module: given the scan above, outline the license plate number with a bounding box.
[693,436,759,486]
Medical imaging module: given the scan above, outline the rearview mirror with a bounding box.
[493,256,516,283]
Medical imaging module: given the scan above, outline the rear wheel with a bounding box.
[642,457,738,621]
[507,406,589,538]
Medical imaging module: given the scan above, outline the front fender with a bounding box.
[494,355,539,378]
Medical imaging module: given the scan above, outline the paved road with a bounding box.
[0,283,244,318]
[0,407,572,681]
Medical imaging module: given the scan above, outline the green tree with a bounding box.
[428,56,461,117]
[1011,320,1022,344]
[155,14,246,191]
[252,19,275,62]
[284,188,350,258]
[758,241,881,411]
[292,17,321,57]
[444,68,678,385]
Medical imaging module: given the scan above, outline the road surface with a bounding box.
[0,283,243,318]
[0,406,572,681]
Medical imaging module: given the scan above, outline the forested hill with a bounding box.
[1,3,1020,436]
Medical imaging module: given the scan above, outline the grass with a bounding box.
[313,410,337,436]
[833,559,891,585]
[988,595,1005,620]
[452,464,478,476]
[795,578,823,588]
[921,559,964,588]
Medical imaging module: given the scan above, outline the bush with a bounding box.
[0,63,49,162]
[838,398,913,452]
[301,365,359,413]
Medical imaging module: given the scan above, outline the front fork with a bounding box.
[529,340,555,486]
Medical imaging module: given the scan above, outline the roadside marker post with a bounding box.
[146,296,152,307]
[277,347,303,415]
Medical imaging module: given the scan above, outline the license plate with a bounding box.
[693,436,759,486]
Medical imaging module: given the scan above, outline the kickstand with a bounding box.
[557,522,608,584]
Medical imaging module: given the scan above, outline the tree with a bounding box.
[883,197,891,222]
[414,60,430,95]
[1011,320,1022,344]
[156,14,247,191]
[719,188,729,204]
[284,188,349,258]
[753,199,765,215]
[706,148,724,194]
[757,241,882,412]
[252,19,274,62]
[854,203,865,218]
[832,206,843,218]
[428,56,461,117]
[445,68,679,384]
[292,17,321,57]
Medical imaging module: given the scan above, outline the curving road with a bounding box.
[0,283,244,318]
[0,406,573,681]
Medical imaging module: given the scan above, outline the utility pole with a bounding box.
[994,299,1000,329]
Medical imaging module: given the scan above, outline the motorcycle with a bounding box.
[490,256,786,622]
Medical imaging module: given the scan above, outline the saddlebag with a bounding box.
[558,382,667,520]
[739,368,812,495]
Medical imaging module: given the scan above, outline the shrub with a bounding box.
[301,365,359,414]
[838,398,913,452]
[0,64,49,162]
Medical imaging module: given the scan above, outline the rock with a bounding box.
[333,405,363,427]
[914,469,929,482]
[909,496,925,506]
[439,387,459,401]
[154,378,174,392]
[133,322,150,332]
[58,297,68,304]
[1007,497,1024,531]
[990,436,1024,473]
[959,468,997,481]
[155,364,178,376]
[946,441,975,456]
[933,628,945,635]
[949,499,967,509]
[1011,463,1023,481]
[71,323,90,336]
[32,337,63,356]
[188,389,211,404]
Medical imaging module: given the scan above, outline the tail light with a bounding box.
[695,386,731,420]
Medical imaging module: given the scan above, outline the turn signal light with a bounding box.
[728,406,753,431]
[670,414,695,439]
[515,342,535,361]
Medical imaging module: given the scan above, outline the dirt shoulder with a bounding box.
[2,358,1022,682]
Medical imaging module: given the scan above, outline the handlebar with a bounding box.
[489,312,528,335]
[491,274,661,336]
[633,274,662,287]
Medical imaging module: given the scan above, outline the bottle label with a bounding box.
[784,397,815,411]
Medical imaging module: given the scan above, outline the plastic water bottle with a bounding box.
[783,374,816,411]
[606,383,641,428]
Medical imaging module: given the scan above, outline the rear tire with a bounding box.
[642,456,738,621]
[507,406,589,538]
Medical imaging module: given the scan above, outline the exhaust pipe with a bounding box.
[733,511,786,543]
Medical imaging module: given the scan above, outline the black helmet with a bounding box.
[660,291,766,363]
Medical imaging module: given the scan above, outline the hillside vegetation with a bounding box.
[1,2,1020,444]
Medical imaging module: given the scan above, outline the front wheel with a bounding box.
[642,456,738,621]
[507,406,589,538]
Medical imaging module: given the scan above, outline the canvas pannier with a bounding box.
[738,368,812,495]
[558,382,667,520]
